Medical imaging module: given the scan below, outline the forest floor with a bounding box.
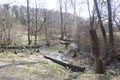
[0,45,120,80]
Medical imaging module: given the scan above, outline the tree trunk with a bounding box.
[44,23,49,46]
[34,3,38,52]
[34,33,37,52]
[27,0,31,45]
[107,0,115,59]
[94,0,109,60]
[87,0,105,74]
[59,0,64,40]
[93,0,107,41]
[44,54,85,72]
[90,30,105,74]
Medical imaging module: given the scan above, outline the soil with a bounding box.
[0,46,120,80]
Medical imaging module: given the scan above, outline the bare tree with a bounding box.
[27,0,31,45]
[59,0,64,40]
[34,1,38,52]
[32,7,47,51]
[70,0,77,16]
[87,0,105,74]
[44,20,49,46]
[0,4,14,54]
[63,0,68,36]
[93,0,107,43]
[93,0,110,62]
[107,0,115,59]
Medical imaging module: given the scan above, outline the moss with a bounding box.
[38,61,49,65]
[0,53,6,58]
[7,67,16,74]
[107,69,117,75]
[38,60,67,78]
[21,68,31,75]
[31,70,42,75]
[38,61,62,72]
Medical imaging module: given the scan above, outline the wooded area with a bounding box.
[0,0,120,80]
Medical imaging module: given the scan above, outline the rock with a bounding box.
[46,42,50,47]
[30,52,33,54]
[14,51,17,54]
[1,50,4,52]
[36,50,40,53]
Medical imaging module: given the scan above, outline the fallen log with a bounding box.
[0,45,44,49]
[0,43,59,50]
[44,54,85,72]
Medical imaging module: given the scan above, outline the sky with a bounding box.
[0,0,93,18]
[0,0,58,9]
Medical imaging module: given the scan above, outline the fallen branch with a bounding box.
[44,54,85,72]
